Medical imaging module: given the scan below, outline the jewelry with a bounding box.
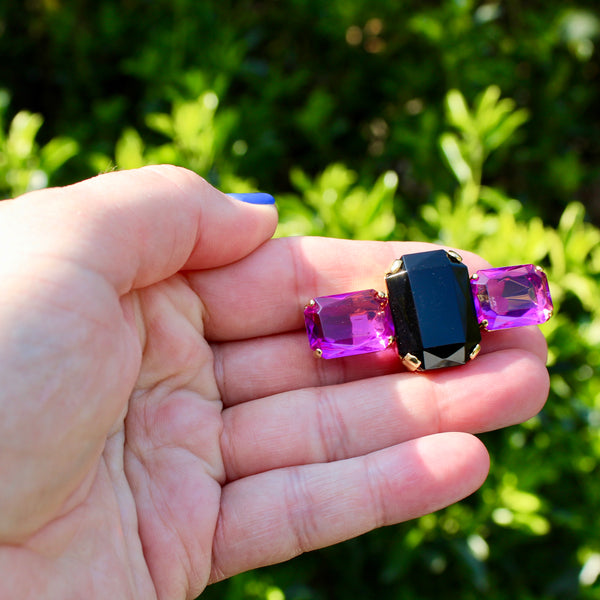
[304,249,553,371]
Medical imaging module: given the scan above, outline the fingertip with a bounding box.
[467,433,491,484]
[423,432,490,487]
[183,188,278,271]
[375,433,490,521]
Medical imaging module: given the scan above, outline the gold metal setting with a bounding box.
[402,353,422,372]
[377,290,387,300]
[469,343,482,361]
[446,250,463,263]
[479,319,489,331]
[471,273,479,281]
[314,348,323,358]
[387,258,404,276]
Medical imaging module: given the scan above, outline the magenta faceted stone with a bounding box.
[304,289,394,358]
[470,264,553,330]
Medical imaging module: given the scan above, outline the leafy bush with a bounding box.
[1,1,599,219]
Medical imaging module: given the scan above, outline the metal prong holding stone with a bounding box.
[387,258,404,276]
[471,273,479,281]
[446,250,463,263]
[479,319,489,331]
[377,290,387,299]
[402,353,422,371]
[306,299,316,308]
[469,344,482,361]
[314,348,323,358]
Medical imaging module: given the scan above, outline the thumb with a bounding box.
[2,165,278,294]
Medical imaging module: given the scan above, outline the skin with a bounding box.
[0,165,549,599]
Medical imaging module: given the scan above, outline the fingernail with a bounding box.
[227,192,276,205]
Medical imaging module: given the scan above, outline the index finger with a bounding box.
[187,237,495,341]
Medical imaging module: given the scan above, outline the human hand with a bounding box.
[0,166,549,599]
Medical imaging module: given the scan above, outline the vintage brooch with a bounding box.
[304,249,553,371]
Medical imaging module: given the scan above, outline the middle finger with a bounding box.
[221,347,548,481]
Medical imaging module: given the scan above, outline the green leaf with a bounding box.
[40,137,79,174]
[7,111,43,159]
[145,113,174,138]
[484,108,529,153]
[445,89,474,132]
[439,132,473,184]
[115,128,146,170]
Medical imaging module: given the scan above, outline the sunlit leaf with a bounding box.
[439,132,473,184]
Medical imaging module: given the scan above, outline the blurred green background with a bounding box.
[1,1,600,598]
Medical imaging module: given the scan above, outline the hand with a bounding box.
[0,166,549,599]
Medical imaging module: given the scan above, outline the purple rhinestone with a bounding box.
[470,264,553,331]
[304,289,394,359]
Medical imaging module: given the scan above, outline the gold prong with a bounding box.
[469,343,481,361]
[387,258,404,276]
[314,348,323,358]
[306,298,316,308]
[535,265,544,272]
[480,319,489,331]
[446,250,463,263]
[402,353,422,372]
[386,336,395,348]
[471,273,479,281]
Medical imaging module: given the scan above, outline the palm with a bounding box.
[0,267,223,597]
[0,167,550,600]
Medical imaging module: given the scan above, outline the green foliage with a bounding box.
[2,1,599,218]
[276,164,397,240]
[91,89,243,190]
[0,91,78,198]
[1,1,600,599]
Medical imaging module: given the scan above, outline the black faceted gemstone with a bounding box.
[385,250,481,370]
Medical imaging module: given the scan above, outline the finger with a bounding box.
[480,325,548,363]
[221,348,548,480]
[210,432,489,582]
[189,237,489,340]
[213,324,548,406]
[1,165,277,294]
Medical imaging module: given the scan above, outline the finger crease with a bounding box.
[284,468,319,556]
[314,386,351,463]
[211,344,227,402]
[363,453,389,529]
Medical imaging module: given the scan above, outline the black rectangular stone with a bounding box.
[385,249,481,370]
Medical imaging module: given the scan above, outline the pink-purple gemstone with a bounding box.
[304,289,394,358]
[470,264,553,330]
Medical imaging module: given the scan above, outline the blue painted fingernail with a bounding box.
[228,192,276,205]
